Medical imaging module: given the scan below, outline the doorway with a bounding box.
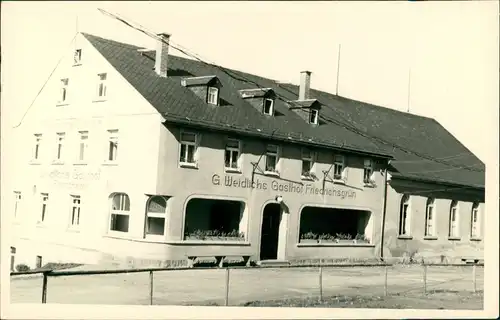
[260,203,282,260]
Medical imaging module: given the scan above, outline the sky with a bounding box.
[1,1,499,163]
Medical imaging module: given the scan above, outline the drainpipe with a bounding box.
[379,166,389,262]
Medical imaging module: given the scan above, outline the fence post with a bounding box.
[224,268,230,306]
[472,265,476,293]
[318,266,323,302]
[41,272,48,304]
[149,270,154,305]
[384,265,388,296]
[423,264,427,294]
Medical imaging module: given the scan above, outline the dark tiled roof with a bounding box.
[82,33,485,189]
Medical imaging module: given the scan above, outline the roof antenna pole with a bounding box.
[406,67,411,113]
[335,43,341,96]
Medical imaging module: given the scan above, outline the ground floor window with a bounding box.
[299,206,372,243]
[109,193,130,233]
[145,196,168,236]
[184,198,246,241]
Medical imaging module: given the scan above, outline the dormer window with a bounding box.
[309,109,319,124]
[263,98,274,115]
[73,49,82,65]
[207,87,219,105]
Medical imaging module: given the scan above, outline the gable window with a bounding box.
[333,155,346,181]
[471,202,480,238]
[59,78,69,104]
[398,194,411,236]
[36,256,43,269]
[263,98,274,115]
[14,191,21,219]
[265,144,280,173]
[56,133,65,161]
[448,200,459,238]
[10,247,16,271]
[70,195,81,228]
[96,73,107,99]
[424,198,436,237]
[225,138,241,171]
[107,130,118,162]
[145,196,168,236]
[301,148,315,177]
[38,193,49,224]
[33,134,42,160]
[309,109,319,124]
[207,87,219,105]
[109,193,130,233]
[78,131,88,162]
[179,131,198,165]
[73,49,82,65]
[363,159,374,184]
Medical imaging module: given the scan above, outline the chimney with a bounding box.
[299,70,311,100]
[154,33,170,77]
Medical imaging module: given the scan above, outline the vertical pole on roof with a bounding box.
[335,44,341,96]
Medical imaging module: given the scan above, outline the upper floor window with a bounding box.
[333,155,346,181]
[363,159,374,184]
[449,200,459,238]
[73,49,82,65]
[263,98,274,116]
[309,109,319,124]
[14,191,21,219]
[265,144,280,173]
[109,193,130,233]
[424,198,436,237]
[179,131,198,166]
[207,87,219,105]
[225,138,241,171]
[107,130,118,162]
[38,193,49,224]
[471,202,480,238]
[33,134,42,160]
[145,196,168,237]
[398,194,411,236]
[78,131,89,162]
[59,78,69,104]
[301,148,315,177]
[96,73,107,99]
[70,195,81,228]
[56,133,66,161]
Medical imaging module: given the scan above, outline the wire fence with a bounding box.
[10,263,484,306]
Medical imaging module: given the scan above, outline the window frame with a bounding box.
[73,49,82,65]
[424,197,436,238]
[333,154,346,181]
[448,200,460,238]
[106,129,119,163]
[55,132,66,162]
[470,202,481,239]
[10,247,16,271]
[69,195,81,229]
[207,86,219,105]
[265,144,280,174]
[77,131,89,163]
[179,131,199,167]
[38,193,49,224]
[309,109,319,124]
[263,98,274,116]
[58,78,69,104]
[144,195,168,238]
[109,193,131,234]
[96,73,108,100]
[398,194,411,237]
[33,134,42,161]
[363,159,375,185]
[224,138,241,172]
[14,191,22,220]
[301,148,315,178]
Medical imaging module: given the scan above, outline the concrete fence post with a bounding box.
[149,271,154,305]
[318,266,323,302]
[472,265,477,293]
[41,272,48,304]
[224,268,230,306]
[384,265,388,296]
[423,265,427,294]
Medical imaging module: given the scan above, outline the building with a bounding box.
[7,32,485,269]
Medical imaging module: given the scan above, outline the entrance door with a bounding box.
[260,203,281,260]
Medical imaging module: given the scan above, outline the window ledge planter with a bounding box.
[185,236,245,242]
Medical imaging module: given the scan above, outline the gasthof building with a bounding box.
[7,32,485,269]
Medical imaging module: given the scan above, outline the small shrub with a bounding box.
[335,233,352,240]
[301,231,318,240]
[15,264,30,272]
